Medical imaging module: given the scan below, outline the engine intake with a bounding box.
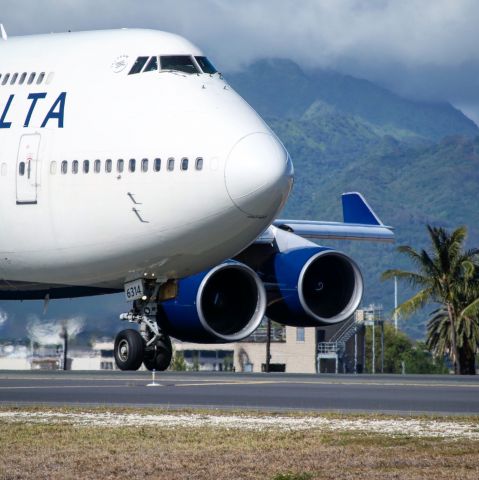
[159,261,266,343]
[266,247,363,326]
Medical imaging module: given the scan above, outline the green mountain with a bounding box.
[229,60,479,338]
[229,59,478,142]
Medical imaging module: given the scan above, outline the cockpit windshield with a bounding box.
[195,57,218,74]
[160,55,199,74]
[127,55,218,76]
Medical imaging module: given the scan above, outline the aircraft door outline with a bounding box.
[16,134,41,205]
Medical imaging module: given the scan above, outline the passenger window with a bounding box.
[1,163,6,176]
[94,159,101,173]
[61,161,68,174]
[128,57,148,75]
[117,159,124,173]
[72,160,79,174]
[19,162,25,176]
[83,160,90,174]
[19,73,27,85]
[10,73,18,85]
[143,56,158,72]
[167,158,175,171]
[141,158,148,172]
[181,158,188,171]
[195,157,204,170]
[154,158,161,172]
[27,73,36,85]
[105,159,112,173]
[129,158,136,172]
[2,74,10,86]
[36,72,45,84]
[160,56,199,74]
[46,72,55,84]
[50,161,57,175]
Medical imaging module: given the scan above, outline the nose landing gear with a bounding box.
[114,280,175,371]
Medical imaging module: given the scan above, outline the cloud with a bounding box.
[1,1,478,114]
[0,309,7,329]
[26,316,85,345]
[2,1,478,68]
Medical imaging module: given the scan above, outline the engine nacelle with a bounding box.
[158,261,266,343]
[265,247,363,326]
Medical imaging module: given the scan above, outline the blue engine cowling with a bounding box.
[157,261,267,343]
[265,247,363,326]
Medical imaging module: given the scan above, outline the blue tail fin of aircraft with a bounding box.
[342,192,383,225]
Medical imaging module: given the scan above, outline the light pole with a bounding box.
[62,325,68,371]
[394,276,398,331]
[265,317,271,372]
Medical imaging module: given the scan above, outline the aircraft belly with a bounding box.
[0,202,268,288]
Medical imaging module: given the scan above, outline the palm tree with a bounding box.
[427,273,479,374]
[383,225,479,374]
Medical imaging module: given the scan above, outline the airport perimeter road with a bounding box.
[0,371,478,415]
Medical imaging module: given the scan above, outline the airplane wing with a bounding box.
[272,192,394,243]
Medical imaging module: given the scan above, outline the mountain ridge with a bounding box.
[229,58,478,142]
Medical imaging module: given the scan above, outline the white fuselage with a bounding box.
[0,29,293,294]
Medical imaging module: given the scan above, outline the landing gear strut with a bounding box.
[114,280,175,371]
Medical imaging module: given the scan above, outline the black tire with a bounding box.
[114,329,145,371]
[143,335,173,371]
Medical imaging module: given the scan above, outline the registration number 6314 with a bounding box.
[124,279,145,301]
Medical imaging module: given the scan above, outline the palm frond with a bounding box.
[395,288,432,318]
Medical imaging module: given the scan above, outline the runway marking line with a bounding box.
[0,379,479,390]
[174,380,479,389]
[0,385,132,390]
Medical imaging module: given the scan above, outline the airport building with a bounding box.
[0,306,383,373]
[0,341,116,371]
[174,306,383,374]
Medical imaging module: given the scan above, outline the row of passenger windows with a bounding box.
[44,157,204,176]
[0,71,54,86]
[129,55,217,75]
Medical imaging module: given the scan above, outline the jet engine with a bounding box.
[158,261,266,343]
[265,247,363,326]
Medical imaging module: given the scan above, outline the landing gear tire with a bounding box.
[143,336,173,371]
[114,329,145,371]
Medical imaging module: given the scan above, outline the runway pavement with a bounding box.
[0,371,478,415]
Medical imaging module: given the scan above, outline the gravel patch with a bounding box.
[1,411,479,439]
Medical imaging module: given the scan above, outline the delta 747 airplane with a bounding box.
[0,27,393,371]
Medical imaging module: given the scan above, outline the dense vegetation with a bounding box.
[364,322,448,374]
[228,60,479,338]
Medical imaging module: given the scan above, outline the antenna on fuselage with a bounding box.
[0,24,7,41]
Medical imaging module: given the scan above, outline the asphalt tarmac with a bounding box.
[0,371,478,415]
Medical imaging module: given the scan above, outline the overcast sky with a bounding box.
[2,0,478,120]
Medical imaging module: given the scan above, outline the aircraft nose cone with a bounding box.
[225,132,293,218]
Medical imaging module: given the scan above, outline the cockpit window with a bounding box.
[160,55,199,74]
[143,56,158,73]
[129,56,149,75]
[195,56,218,74]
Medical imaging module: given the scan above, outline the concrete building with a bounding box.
[233,325,316,373]
[175,306,382,374]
